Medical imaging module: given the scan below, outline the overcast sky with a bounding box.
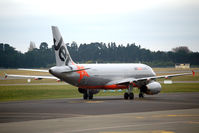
[0,0,199,52]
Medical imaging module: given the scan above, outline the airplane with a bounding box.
[5,26,195,100]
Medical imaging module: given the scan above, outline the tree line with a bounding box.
[0,42,199,68]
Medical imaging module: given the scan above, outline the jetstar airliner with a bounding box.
[5,26,195,100]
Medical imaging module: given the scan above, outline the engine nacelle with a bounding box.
[142,81,161,95]
[78,88,100,94]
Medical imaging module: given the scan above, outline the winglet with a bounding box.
[192,70,195,76]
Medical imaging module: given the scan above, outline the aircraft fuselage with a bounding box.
[49,63,156,89]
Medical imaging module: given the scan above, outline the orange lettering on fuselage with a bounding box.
[137,67,142,70]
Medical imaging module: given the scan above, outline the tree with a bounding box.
[172,46,191,53]
[39,42,48,50]
[0,42,198,68]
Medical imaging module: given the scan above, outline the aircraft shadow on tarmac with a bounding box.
[64,96,163,103]
[65,93,198,104]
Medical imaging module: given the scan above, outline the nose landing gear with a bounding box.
[139,92,144,98]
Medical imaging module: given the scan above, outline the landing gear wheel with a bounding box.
[139,93,144,98]
[83,93,88,100]
[129,93,134,100]
[89,93,93,100]
[124,93,129,100]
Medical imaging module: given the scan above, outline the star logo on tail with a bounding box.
[75,65,90,83]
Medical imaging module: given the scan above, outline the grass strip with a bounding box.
[0,83,199,102]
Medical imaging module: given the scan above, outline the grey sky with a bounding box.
[0,0,199,52]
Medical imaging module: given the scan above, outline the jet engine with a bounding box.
[78,88,100,94]
[141,81,161,95]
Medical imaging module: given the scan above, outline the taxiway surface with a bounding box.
[0,92,199,123]
[0,92,199,133]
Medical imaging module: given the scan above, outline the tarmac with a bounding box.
[0,92,199,133]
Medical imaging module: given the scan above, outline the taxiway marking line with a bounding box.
[67,120,193,133]
[99,130,175,133]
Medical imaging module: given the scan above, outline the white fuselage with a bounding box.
[49,63,156,89]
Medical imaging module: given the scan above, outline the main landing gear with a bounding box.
[124,92,134,100]
[83,90,93,100]
[124,84,134,100]
[124,85,145,100]
[79,88,100,100]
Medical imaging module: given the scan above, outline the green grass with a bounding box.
[0,85,81,102]
[161,83,199,93]
[0,83,199,102]
[0,68,198,102]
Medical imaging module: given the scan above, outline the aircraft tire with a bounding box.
[83,93,88,100]
[124,93,129,100]
[89,93,93,100]
[129,93,134,100]
[139,93,144,98]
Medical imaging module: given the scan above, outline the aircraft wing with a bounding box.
[5,74,58,80]
[115,71,194,85]
[137,71,194,81]
[4,67,90,80]
[18,68,49,72]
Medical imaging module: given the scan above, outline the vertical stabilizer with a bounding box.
[52,26,74,66]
